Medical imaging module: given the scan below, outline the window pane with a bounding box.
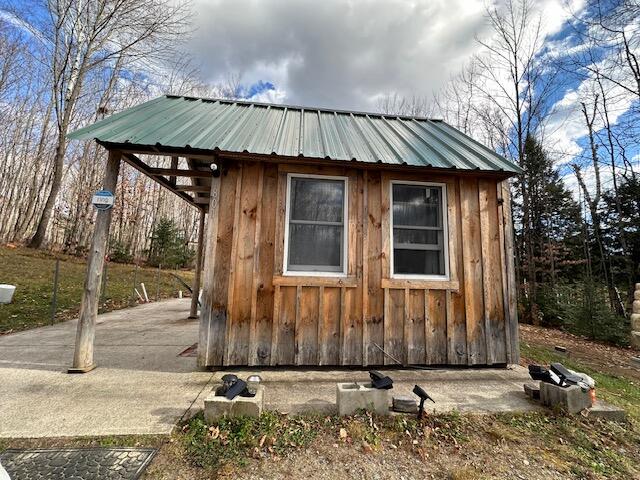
[393,228,441,247]
[288,224,342,271]
[392,184,441,227]
[394,249,443,275]
[291,178,344,222]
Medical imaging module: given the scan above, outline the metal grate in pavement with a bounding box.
[0,447,156,480]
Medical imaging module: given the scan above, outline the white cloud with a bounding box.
[188,0,492,110]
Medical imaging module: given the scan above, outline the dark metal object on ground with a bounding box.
[215,374,238,396]
[215,375,256,399]
[412,384,435,419]
[369,370,393,389]
[0,448,156,480]
[550,363,583,387]
[528,364,559,386]
[225,379,251,400]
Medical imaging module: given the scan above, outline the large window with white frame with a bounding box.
[283,174,348,276]
[390,181,449,279]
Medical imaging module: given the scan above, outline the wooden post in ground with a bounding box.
[189,209,206,319]
[69,150,121,373]
[198,163,222,368]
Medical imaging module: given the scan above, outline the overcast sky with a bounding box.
[187,0,580,111]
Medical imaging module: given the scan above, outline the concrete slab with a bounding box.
[0,299,213,438]
[211,367,543,415]
[588,401,626,422]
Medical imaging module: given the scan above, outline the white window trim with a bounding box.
[389,180,450,281]
[283,173,349,277]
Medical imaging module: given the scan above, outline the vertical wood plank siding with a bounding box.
[199,159,519,366]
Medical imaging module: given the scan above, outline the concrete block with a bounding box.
[336,382,390,416]
[632,331,640,350]
[204,385,264,422]
[588,402,626,422]
[631,356,640,368]
[392,395,418,413]
[539,382,592,414]
[523,383,540,400]
[631,313,640,332]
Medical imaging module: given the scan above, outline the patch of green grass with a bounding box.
[0,247,193,334]
[0,434,165,452]
[520,341,640,421]
[180,409,472,474]
[181,412,321,471]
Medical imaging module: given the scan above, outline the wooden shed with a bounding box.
[69,95,522,371]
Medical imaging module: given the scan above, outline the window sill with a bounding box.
[381,278,459,291]
[273,275,357,287]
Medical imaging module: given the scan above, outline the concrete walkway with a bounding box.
[0,299,213,438]
[216,367,542,415]
[1,298,539,439]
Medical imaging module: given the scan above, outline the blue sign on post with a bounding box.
[92,190,115,211]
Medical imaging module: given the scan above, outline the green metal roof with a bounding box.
[70,95,522,174]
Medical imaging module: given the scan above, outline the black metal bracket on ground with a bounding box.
[369,370,393,389]
[413,384,435,419]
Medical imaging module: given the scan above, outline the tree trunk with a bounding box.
[27,134,66,248]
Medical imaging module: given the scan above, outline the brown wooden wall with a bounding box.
[198,158,519,367]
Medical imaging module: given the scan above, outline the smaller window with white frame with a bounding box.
[390,181,449,279]
[284,174,348,276]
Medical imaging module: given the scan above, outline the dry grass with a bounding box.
[0,246,193,334]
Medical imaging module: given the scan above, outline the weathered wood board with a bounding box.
[198,158,518,367]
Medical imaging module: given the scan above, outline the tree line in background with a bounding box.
[0,0,638,342]
[0,0,234,268]
[380,0,639,344]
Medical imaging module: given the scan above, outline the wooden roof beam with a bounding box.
[149,167,212,178]
[121,152,202,210]
[175,185,212,192]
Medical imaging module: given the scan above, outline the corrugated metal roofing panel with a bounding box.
[69,95,522,174]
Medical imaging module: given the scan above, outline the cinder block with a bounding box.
[336,382,390,416]
[392,395,418,413]
[539,382,592,414]
[523,383,540,400]
[632,332,640,350]
[631,313,640,332]
[204,385,264,422]
[588,402,626,422]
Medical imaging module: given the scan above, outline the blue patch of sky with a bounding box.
[234,80,276,99]
[516,0,638,183]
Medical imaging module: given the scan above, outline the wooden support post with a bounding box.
[69,150,121,373]
[170,156,178,185]
[198,165,223,367]
[189,209,206,319]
